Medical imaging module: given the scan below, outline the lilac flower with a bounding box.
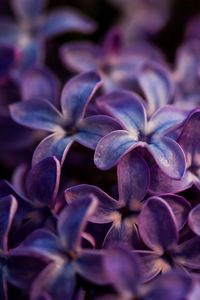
[150,108,200,194]
[9,71,120,165]
[135,197,200,282]
[0,0,96,76]
[94,90,186,179]
[97,245,193,300]
[17,197,108,300]
[188,204,200,236]
[65,151,190,247]
[60,27,164,92]
[0,157,61,244]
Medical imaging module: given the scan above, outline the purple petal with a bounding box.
[0,19,22,45]
[9,99,63,132]
[0,272,7,300]
[104,245,141,295]
[32,133,73,165]
[65,184,120,224]
[146,271,192,300]
[60,42,101,72]
[60,71,101,122]
[97,90,146,132]
[0,195,17,251]
[26,157,61,208]
[11,0,47,19]
[76,115,121,149]
[0,45,15,78]
[188,204,200,236]
[138,63,173,115]
[31,262,76,300]
[175,237,200,269]
[94,130,138,170]
[75,249,108,285]
[138,197,178,253]
[39,8,96,39]
[147,136,186,179]
[161,194,191,230]
[149,164,193,194]
[117,151,150,208]
[21,67,60,104]
[149,105,187,134]
[58,196,98,250]
[102,27,122,56]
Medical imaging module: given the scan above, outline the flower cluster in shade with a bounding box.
[1,0,200,300]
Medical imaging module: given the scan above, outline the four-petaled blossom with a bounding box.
[94,90,187,179]
[9,71,120,165]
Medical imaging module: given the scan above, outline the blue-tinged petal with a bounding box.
[15,229,60,260]
[75,249,108,285]
[147,136,186,179]
[97,91,146,132]
[11,0,47,19]
[58,196,98,251]
[60,42,101,72]
[31,262,76,300]
[149,164,193,194]
[0,195,17,251]
[161,194,191,230]
[104,245,141,295]
[0,19,22,45]
[39,8,96,39]
[21,67,60,104]
[32,133,73,166]
[0,46,15,78]
[65,184,120,224]
[148,105,187,135]
[94,130,138,170]
[188,204,200,236]
[60,71,101,122]
[9,99,63,132]
[145,271,193,300]
[117,151,150,209]
[138,63,173,116]
[26,157,61,208]
[76,115,121,149]
[138,197,178,253]
[175,237,200,269]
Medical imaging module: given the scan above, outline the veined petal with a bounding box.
[76,115,121,149]
[60,42,101,72]
[11,0,47,19]
[60,71,101,122]
[9,99,63,132]
[117,151,150,208]
[0,195,17,251]
[188,204,200,236]
[149,165,193,194]
[26,157,61,208]
[39,8,96,39]
[138,63,173,116]
[175,237,200,269]
[65,184,120,224]
[32,133,73,166]
[104,245,141,295]
[31,262,76,300]
[147,136,186,179]
[75,249,108,285]
[58,196,98,251]
[94,130,138,170]
[21,67,60,104]
[138,197,178,253]
[97,90,146,132]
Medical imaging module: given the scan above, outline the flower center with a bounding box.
[161,250,174,267]
[118,206,140,220]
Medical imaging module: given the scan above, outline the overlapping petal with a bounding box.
[188,204,200,236]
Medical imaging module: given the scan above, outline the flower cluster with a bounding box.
[1,0,200,299]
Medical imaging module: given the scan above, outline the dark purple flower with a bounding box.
[9,71,120,165]
[135,197,200,282]
[94,90,186,179]
[17,196,108,300]
[0,0,96,76]
[150,108,200,194]
[65,151,190,247]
